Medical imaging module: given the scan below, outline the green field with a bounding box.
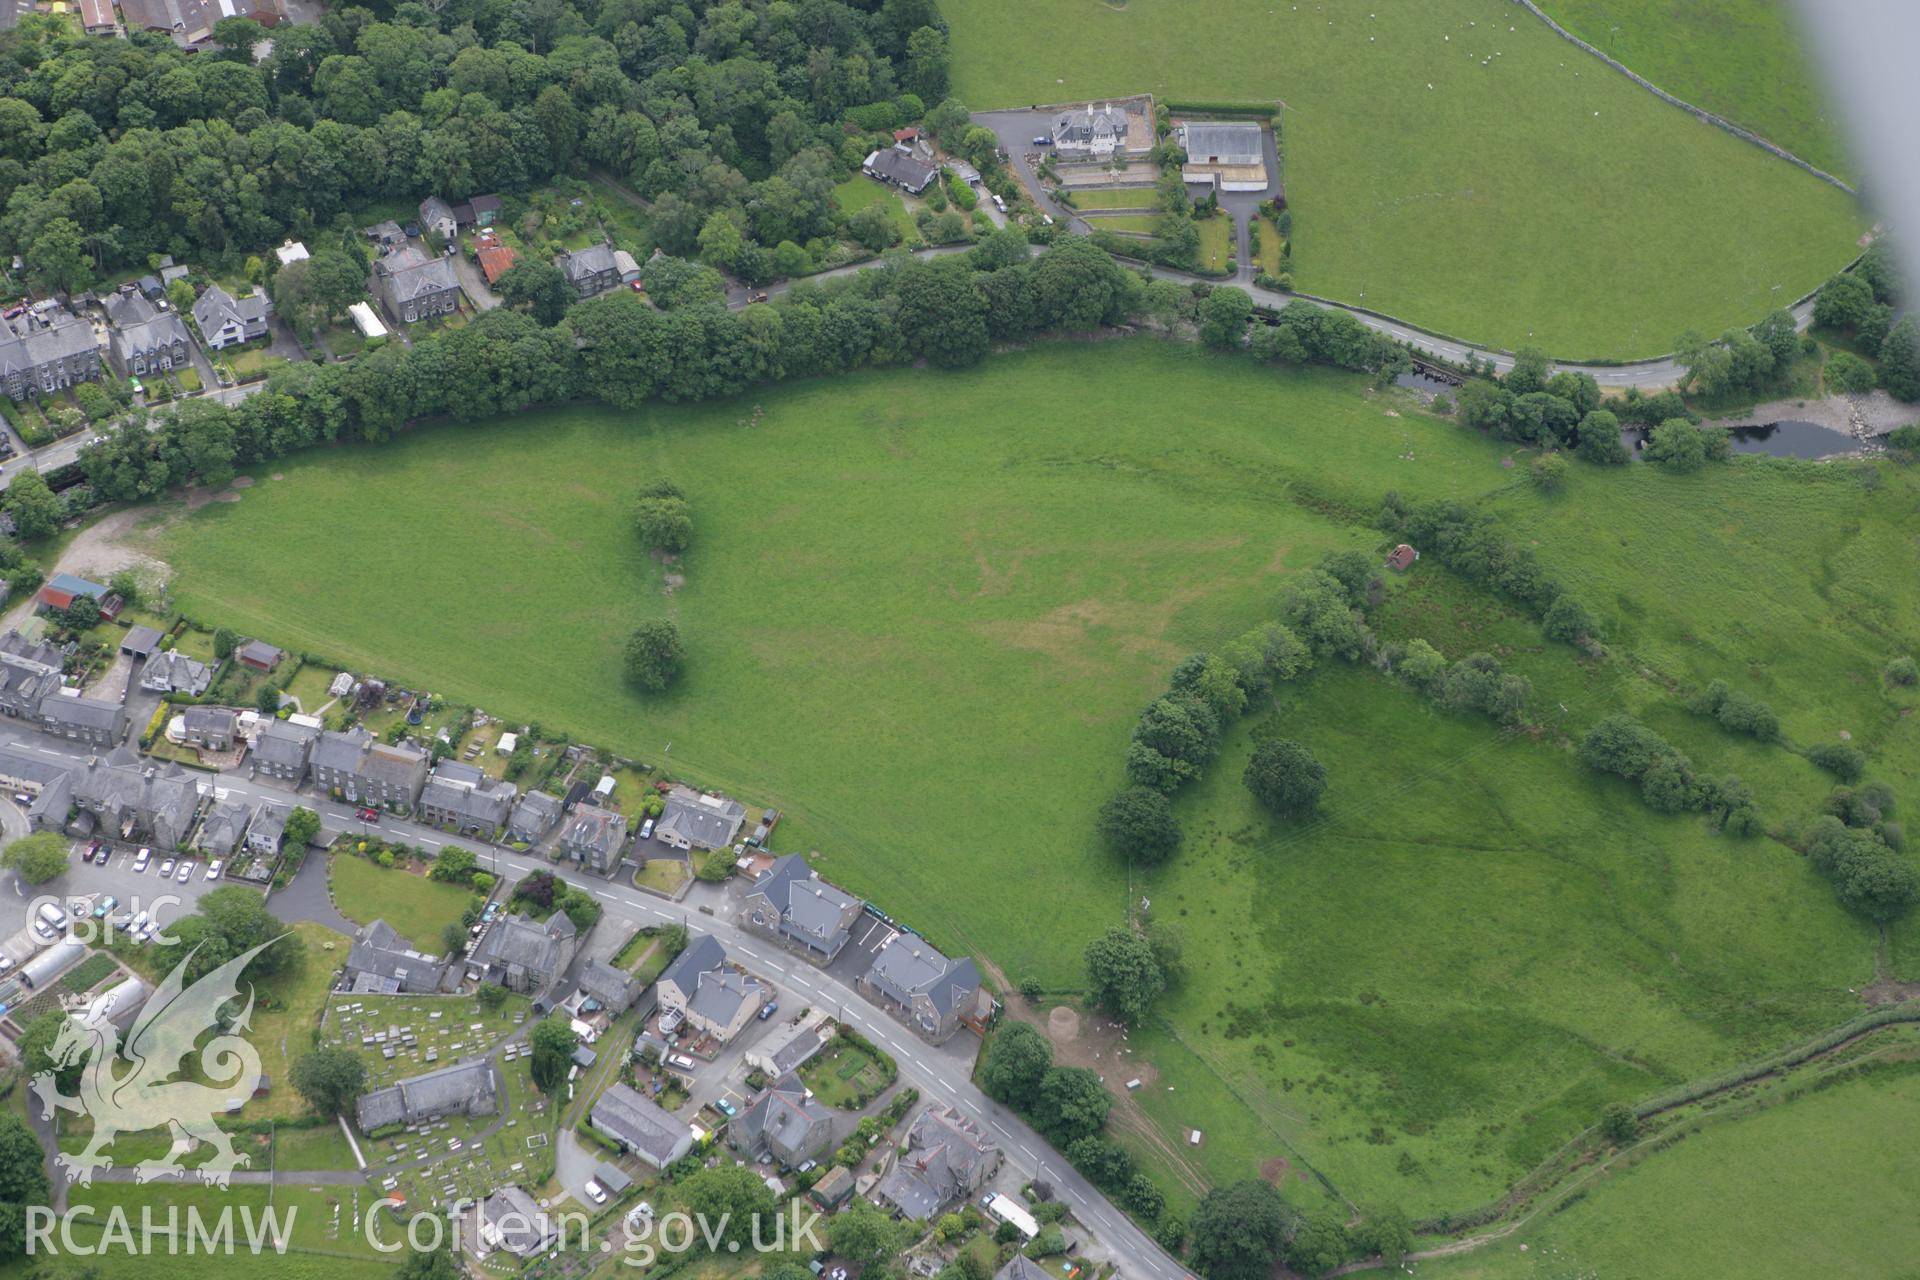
[1538,0,1852,180]
[944,0,1864,356]
[1421,1063,1920,1279]
[148,342,1920,1221]
[327,855,473,952]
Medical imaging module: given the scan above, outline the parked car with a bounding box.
[157,857,176,878]
[758,1000,778,1022]
[133,847,150,872]
[583,1180,607,1205]
[629,280,645,292]
[91,895,117,920]
[37,902,67,931]
[137,917,158,941]
[358,808,380,823]
[95,849,110,869]
[1032,135,1052,146]
[667,1053,696,1071]
[81,843,97,864]
[638,818,655,840]
[206,860,223,880]
[10,792,28,805]
[175,860,195,882]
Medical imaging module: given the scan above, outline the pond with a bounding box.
[1625,420,1860,461]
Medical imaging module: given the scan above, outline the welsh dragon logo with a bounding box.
[31,939,278,1187]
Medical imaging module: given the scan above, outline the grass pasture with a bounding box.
[327,854,474,952]
[147,341,1920,1219]
[1536,0,1852,181]
[944,0,1864,356]
[1420,1063,1920,1280]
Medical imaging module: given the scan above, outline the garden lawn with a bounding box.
[832,177,917,243]
[943,0,1864,356]
[1419,1063,1920,1280]
[1535,0,1852,181]
[327,854,472,952]
[1067,188,1158,211]
[1085,214,1157,234]
[1197,214,1234,273]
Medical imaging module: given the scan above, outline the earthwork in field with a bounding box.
[147,341,1920,1222]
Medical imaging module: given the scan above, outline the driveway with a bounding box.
[450,254,502,312]
[264,834,354,935]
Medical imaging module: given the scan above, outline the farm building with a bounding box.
[1177,121,1268,192]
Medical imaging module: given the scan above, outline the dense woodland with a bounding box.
[0,0,956,291]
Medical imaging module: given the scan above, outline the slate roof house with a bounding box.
[556,242,621,298]
[252,719,318,784]
[40,691,129,749]
[70,748,199,846]
[873,1105,1002,1220]
[195,797,252,857]
[657,934,763,1043]
[0,304,101,401]
[857,935,987,1045]
[478,1185,557,1259]
[181,705,237,750]
[345,918,449,995]
[1051,102,1134,159]
[577,958,639,1014]
[312,729,428,811]
[311,727,373,795]
[362,743,430,811]
[370,244,462,324]
[862,146,936,194]
[590,1082,694,1169]
[102,287,192,378]
[656,785,745,852]
[418,196,458,241]
[417,760,517,836]
[557,805,627,873]
[245,801,290,856]
[739,854,862,961]
[730,1074,834,1168]
[139,649,213,697]
[506,790,562,844]
[745,1015,832,1078]
[0,743,81,829]
[0,632,64,721]
[354,1058,497,1132]
[471,911,577,995]
[192,284,271,351]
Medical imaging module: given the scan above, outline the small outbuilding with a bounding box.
[1386,544,1419,572]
